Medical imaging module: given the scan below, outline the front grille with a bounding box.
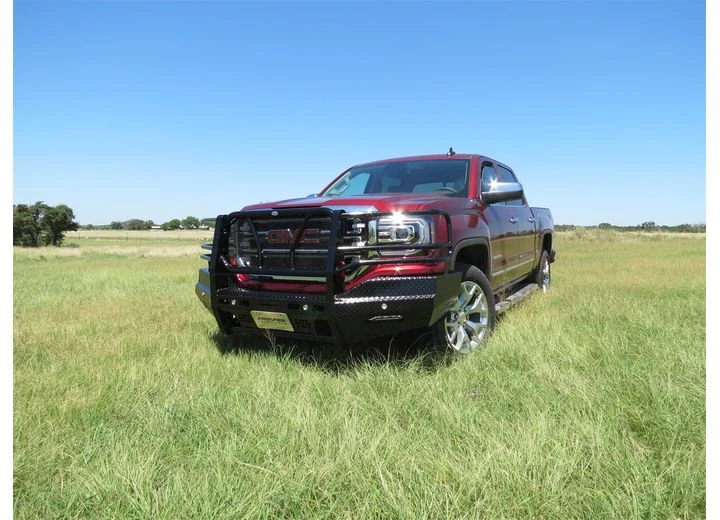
[206,208,453,296]
[229,215,334,271]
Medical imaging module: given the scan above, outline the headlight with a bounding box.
[368,213,433,256]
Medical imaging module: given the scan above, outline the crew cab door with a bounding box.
[480,162,518,289]
[480,162,534,289]
[494,164,536,284]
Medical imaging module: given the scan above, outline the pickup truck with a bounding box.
[196,150,555,353]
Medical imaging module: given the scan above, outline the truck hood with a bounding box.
[242,194,455,213]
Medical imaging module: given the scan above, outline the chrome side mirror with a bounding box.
[481,182,524,204]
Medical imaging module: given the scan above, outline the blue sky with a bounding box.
[13,0,706,226]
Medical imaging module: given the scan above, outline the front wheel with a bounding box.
[435,263,496,354]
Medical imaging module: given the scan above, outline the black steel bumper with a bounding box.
[196,269,461,345]
[196,206,458,345]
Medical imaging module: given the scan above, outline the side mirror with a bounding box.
[305,193,318,198]
[481,181,524,204]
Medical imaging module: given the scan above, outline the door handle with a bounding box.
[509,217,518,224]
[528,217,536,223]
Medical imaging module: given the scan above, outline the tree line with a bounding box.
[556,222,706,233]
[100,216,211,231]
[13,202,79,247]
[13,203,216,248]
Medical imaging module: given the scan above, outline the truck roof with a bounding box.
[351,153,511,171]
[352,153,476,168]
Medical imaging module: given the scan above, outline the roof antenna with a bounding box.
[447,147,455,157]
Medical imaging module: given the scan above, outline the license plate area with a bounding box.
[250,310,295,332]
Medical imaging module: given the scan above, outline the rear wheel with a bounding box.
[534,250,551,293]
[436,263,496,354]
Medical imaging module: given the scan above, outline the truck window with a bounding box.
[482,164,524,206]
[481,164,498,194]
[381,175,402,192]
[324,159,470,197]
[496,165,524,206]
[325,171,370,196]
[496,165,517,182]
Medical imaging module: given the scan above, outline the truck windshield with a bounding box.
[322,159,470,198]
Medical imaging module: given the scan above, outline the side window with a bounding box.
[496,165,518,183]
[496,165,524,206]
[480,164,498,194]
[481,164,509,205]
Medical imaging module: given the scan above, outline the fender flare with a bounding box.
[451,237,492,275]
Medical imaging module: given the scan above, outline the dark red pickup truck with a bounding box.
[196,151,555,353]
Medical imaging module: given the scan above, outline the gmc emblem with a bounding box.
[265,228,321,245]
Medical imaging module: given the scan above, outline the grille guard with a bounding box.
[203,207,454,299]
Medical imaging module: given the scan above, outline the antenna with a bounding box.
[447,147,455,156]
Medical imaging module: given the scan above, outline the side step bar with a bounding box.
[495,283,539,315]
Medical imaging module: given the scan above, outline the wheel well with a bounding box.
[542,233,552,254]
[454,244,490,277]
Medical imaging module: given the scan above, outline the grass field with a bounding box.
[13,230,705,518]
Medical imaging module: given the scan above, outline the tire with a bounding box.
[435,263,496,354]
[534,250,551,293]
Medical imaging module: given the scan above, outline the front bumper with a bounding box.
[196,206,458,345]
[196,269,461,345]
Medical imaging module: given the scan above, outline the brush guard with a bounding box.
[196,207,461,345]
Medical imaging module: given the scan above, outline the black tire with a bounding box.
[533,250,551,293]
[434,262,496,354]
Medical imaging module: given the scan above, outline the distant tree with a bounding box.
[201,218,216,228]
[110,221,123,230]
[145,220,155,228]
[676,223,706,233]
[598,223,612,230]
[83,224,95,230]
[40,204,79,246]
[640,221,657,231]
[13,202,45,246]
[126,219,150,231]
[161,219,182,231]
[181,216,200,229]
[13,202,78,247]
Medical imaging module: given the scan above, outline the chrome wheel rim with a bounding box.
[540,258,551,293]
[444,281,489,353]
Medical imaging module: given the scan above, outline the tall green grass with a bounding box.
[13,232,705,518]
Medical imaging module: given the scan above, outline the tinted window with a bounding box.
[480,164,497,193]
[496,165,518,183]
[325,171,370,197]
[380,175,402,192]
[481,163,524,206]
[504,197,524,206]
[323,159,470,197]
[497,165,524,205]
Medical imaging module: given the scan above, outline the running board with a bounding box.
[495,283,539,315]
